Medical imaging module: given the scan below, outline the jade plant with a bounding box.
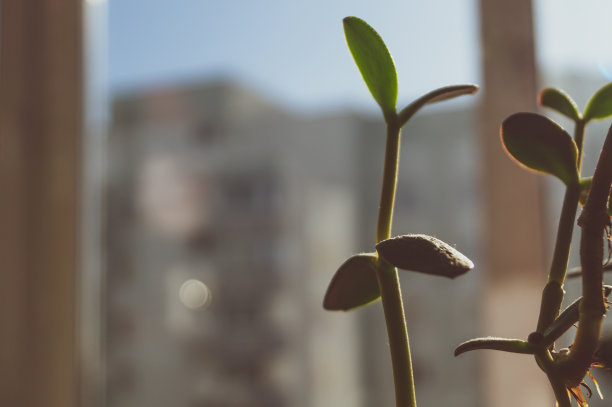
[455,85,612,407]
[322,17,477,407]
[322,16,612,407]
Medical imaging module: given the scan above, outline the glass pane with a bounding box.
[103,2,490,407]
[78,2,612,407]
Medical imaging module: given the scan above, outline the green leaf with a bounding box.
[376,234,473,279]
[343,16,397,117]
[538,87,581,121]
[397,84,479,127]
[323,253,380,311]
[584,82,612,121]
[501,113,579,186]
[454,337,536,357]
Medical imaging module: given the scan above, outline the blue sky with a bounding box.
[107,0,612,113]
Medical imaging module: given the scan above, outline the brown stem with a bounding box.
[557,123,612,386]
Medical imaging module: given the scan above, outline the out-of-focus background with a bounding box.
[2,1,612,406]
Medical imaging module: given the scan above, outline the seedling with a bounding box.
[323,16,612,407]
[323,17,477,407]
[456,85,612,407]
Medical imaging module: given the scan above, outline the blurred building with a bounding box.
[107,80,482,406]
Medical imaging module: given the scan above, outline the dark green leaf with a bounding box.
[538,87,581,121]
[454,337,536,357]
[323,253,380,311]
[397,85,479,127]
[376,234,473,279]
[501,113,579,186]
[343,16,397,117]
[584,82,612,121]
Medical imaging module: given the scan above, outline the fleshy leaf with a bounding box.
[454,337,536,357]
[538,87,581,121]
[323,253,380,311]
[343,16,397,118]
[583,82,612,121]
[397,84,479,127]
[376,234,473,279]
[501,113,579,186]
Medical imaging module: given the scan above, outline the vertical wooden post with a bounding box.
[478,1,551,406]
[0,1,82,406]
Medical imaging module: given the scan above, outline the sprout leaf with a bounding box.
[397,84,479,127]
[323,253,380,311]
[455,337,536,357]
[343,16,398,118]
[376,234,473,279]
[584,82,612,121]
[501,113,579,186]
[538,87,580,121]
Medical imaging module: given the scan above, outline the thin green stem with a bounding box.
[376,260,416,407]
[375,117,416,407]
[536,181,581,333]
[376,119,400,243]
[536,120,586,333]
[547,184,581,287]
[574,119,586,172]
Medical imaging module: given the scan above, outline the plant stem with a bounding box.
[574,119,586,172]
[557,123,612,386]
[375,117,417,407]
[377,119,400,243]
[536,349,571,407]
[548,185,582,287]
[548,375,571,407]
[536,120,586,333]
[536,184,581,332]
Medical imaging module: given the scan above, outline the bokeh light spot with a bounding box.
[179,279,212,310]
